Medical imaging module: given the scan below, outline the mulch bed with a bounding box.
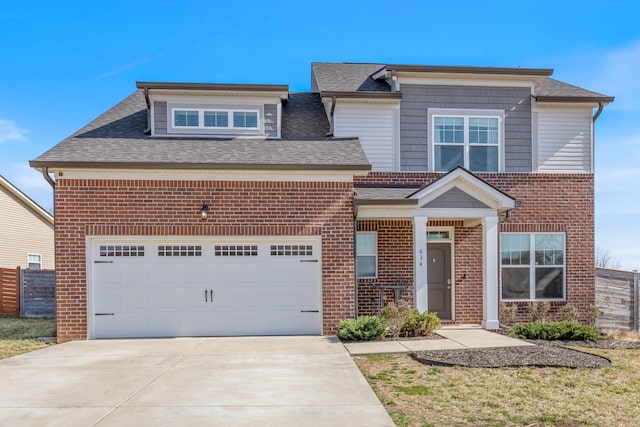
[413,341,619,368]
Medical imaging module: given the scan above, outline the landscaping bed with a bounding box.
[413,342,611,368]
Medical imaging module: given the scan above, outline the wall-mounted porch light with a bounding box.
[200,203,209,220]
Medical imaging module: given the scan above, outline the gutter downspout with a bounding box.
[592,101,604,123]
[326,96,337,137]
[41,166,55,188]
[143,86,151,135]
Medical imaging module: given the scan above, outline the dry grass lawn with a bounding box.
[0,314,56,360]
[355,347,640,426]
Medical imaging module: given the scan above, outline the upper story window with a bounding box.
[172,108,259,130]
[430,109,504,173]
[27,253,42,270]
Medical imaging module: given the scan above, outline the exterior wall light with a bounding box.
[200,203,209,220]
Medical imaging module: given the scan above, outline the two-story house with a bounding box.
[31,62,612,342]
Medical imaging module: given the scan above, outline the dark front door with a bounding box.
[427,243,452,319]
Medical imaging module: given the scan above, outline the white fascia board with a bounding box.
[370,67,388,80]
[356,205,499,219]
[397,75,535,88]
[410,169,516,209]
[532,103,599,111]
[53,168,366,182]
[321,97,401,106]
[152,93,285,105]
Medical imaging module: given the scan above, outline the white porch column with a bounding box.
[414,216,428,312]
[482,216,500,329]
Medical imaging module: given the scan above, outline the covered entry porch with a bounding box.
[354,167,518,329]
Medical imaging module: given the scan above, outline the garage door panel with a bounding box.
[92,239,321,338]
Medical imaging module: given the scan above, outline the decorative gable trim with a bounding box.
[409,167,516,211]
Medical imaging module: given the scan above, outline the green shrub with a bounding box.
[337,316,386,341]
[380,300,413,339]
[509,321,601,341]
[401,310,441,337]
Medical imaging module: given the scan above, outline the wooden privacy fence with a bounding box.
[0,267,20,316]
[0,267,55,317]
[595,267,640,331]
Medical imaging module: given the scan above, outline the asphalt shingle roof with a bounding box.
[533,78,613,101]
[31,90,370,170]
[312,62,390,93]
[312,62,612,102]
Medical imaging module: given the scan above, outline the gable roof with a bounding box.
[30,90,371,171]
[355,167,517,212]
[0,175,53,225]
[312,62,613,103]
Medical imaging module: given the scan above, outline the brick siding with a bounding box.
[355,172,595,324]
[54,179,355,342]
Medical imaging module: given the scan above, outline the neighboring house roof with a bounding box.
[312,62,613,103]
[30,90,371,171]
[0,175,53,225]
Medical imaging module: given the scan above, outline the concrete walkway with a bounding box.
[344,325,533,355]
[0,336,394,427]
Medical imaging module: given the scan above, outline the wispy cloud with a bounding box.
[8,163,52,192]
[551,39,640,112]
[98,54,164,79]
[0,118,28,143]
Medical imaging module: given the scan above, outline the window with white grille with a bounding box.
[99,245,145,257]
[270,244,313,256]
[157,245,202,257]
[214,245,258,257]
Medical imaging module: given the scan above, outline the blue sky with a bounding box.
[1,1,638,269]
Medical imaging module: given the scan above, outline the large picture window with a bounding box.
[432,111,502,172]
[500,233,565,300]
[356,232,377,278]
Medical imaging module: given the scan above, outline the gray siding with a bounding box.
[154,101,168,135]
[422,187,490,209]
[400,85,532,172]
[264,104,278,138]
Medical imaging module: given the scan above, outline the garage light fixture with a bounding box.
[200,203,209,220]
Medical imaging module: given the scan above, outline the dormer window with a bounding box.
[172,108,259,130]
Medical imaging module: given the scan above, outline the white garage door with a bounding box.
[90,238,322,338]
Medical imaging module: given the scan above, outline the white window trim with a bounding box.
[356,232,378,279]
[428,108,505,172]
[27,253,42,270]
[500,232,566,301]
[172,108,260,130]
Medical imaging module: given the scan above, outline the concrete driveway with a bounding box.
[0,336,394,427]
